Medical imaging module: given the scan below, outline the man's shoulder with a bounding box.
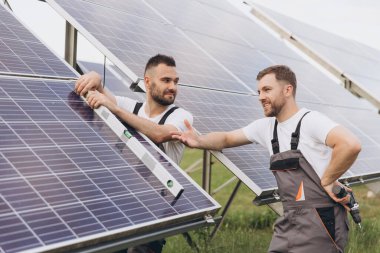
[165,105,193,125]
[171,105,192,116]
[301,109,329,122]
[244,117,274,131]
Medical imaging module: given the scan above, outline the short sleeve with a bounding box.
[242,118,272,147]
[115,96,138,113]
[303,111,339,144]
[165,108,193,132]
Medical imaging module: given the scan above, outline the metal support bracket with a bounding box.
[202,150,212,194]
[65,21,78,68]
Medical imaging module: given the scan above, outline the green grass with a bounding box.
[163,148,380,253]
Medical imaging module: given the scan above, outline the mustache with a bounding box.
[164,89,176,95]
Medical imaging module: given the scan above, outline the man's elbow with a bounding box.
[348,139,362,156]
[151,132,171,144]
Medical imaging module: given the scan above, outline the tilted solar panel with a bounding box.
[0,4,76,78]
[0,76,219,253]
[46,0,252,93]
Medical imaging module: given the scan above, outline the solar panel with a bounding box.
[196,0,245,16]
[253,5,380,103]
[46,0,252,93]
[0,76,219,253]
[0,4,76,78]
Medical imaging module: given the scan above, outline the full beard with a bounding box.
[262,99,285,117]
[151,90,176,106]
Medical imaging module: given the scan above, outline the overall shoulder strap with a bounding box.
[133,102,143,115]
[158,106,179,125]
[271,120,280,154]
[290,111,311,150]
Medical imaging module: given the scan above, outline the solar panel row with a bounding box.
[0,4,220,252]
[0,76,219,253]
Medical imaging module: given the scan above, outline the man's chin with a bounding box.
[263,110,274,117]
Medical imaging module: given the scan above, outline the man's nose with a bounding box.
[168,81,177,90]
[258,92,265,100]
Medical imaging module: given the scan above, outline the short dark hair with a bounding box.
[257,65,297,96]
[144,54,176,75]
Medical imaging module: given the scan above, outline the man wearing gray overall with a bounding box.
[171,65,361,252]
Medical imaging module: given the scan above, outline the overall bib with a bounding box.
[268,112,349,253]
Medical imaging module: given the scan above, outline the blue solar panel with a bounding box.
[0,76,219,253]
[0,4,76,78]
[47,0,251,93]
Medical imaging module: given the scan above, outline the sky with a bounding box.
[5,0,380,62]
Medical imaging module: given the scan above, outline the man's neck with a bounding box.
[144,99,168,118]
[276,103,299,123]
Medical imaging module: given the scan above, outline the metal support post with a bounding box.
[202,150,212,194]
[182,232,200,253]
[209,180,242,240]
[64,21,78,68]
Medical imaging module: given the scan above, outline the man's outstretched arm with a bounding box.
[171,120,252,151]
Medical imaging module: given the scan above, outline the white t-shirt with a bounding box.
[116,96,193,164]
[242,108,338,178]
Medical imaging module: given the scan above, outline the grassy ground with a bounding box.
[163,148,380,253]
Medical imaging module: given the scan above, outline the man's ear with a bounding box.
[285,84,293,97]
[144,76,150,91]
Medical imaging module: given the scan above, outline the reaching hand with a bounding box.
[86,90,117,112]
[75,71,103,97]
[171,119,201,148]
[323,181,351,211]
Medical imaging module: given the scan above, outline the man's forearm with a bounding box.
[99,87,116,105]
[321,143,361,186]
[113,106,171,143]
[197,132,229,151]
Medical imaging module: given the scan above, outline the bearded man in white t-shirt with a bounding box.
[75,54,192,165]
[75,54,193,253]
[172,65,361,253]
